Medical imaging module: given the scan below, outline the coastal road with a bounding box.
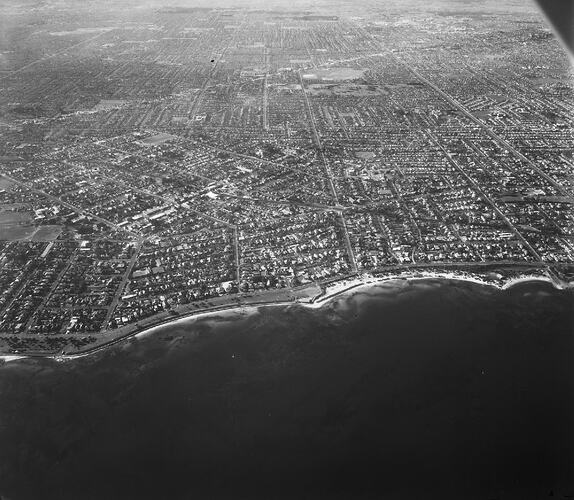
[5,259,562,359]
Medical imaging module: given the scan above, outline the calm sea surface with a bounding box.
[0,279,573,500]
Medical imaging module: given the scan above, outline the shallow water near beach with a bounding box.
[0,279,573,500]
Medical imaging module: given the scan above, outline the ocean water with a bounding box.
[0,280,572,500]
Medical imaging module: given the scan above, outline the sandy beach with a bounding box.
[1,270,571,363]
[1,267,572,500]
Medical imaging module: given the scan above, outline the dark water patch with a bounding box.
[0,281,573,499]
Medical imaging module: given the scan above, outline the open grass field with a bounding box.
[307,83,386,96]
[0,225,36,240]
[0,179,15,190]
[302,67,366,81]
[0,212,62,240]
[138,132,178,146]
[31,225,63,241]
[0,210,30,224]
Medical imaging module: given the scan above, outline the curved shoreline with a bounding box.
[1,271,572,363]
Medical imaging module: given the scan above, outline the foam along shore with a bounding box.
[312,270,570,309]
[132,306,257,340]
[1,270,571,363]
[500,275,559,289]
[0,355,27,363]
